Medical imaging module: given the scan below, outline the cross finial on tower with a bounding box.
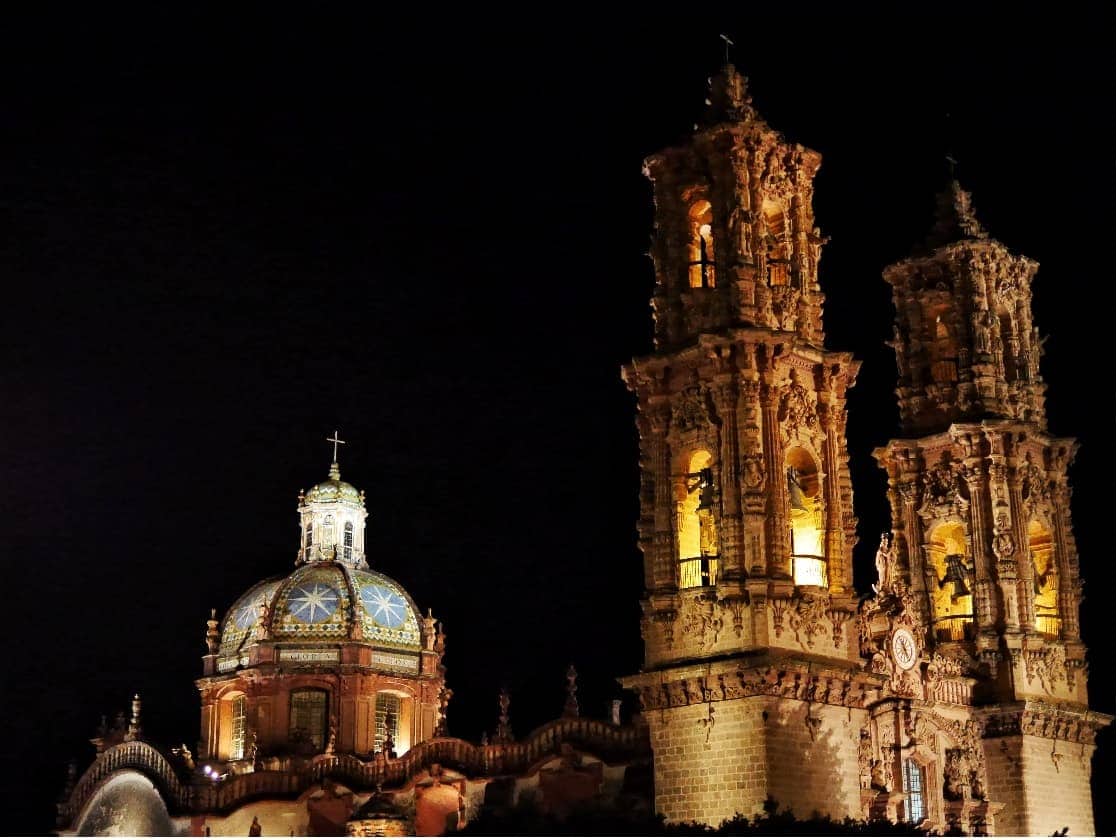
[326,430,346,479]
[943,111,958,179]
[327,430,346,462]
[719,33,735,65]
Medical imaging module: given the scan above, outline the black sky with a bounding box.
[0,8,1114,835]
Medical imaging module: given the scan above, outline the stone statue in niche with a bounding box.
[972,308,993,355]
[872,532,896,595]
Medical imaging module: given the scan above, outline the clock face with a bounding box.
[891,628,918,670]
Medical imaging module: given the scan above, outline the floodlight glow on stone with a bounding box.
[361,585,407,628]
[287,583,340,623]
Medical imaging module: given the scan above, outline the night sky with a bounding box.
[1,9,1113,835]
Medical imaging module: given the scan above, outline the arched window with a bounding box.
[678,450,718,588]
[230,695,247,760]
[928,522,975,642]
[902,758,926,823]
[687,200,716,289]
[343,522,354,563]
[762,202,790,288]
[787,448,826,587]
[304,522,314,558]
[289,688,329,751]
[930,313,958,384]
[1029,520,1060,638]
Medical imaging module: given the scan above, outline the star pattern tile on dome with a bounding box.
[272,565,351,639]
[360,584,408,629]
[287,583,341,623]
[349,568,421,649]
[220,577,283,657]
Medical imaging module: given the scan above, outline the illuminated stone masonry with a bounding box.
[870,177,1108,835]
[58,458,651,836]
[620,65,1108,835]
[55,66,1108,838]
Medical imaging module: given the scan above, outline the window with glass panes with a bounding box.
[374,692,401,753]
[230,695,247,760]
[289,689,328,750]
[902,758,926,823]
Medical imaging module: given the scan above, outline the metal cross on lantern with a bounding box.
[326,430,346,462]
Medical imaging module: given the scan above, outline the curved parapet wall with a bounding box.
[59,741,190,829]
[59,718,650,830]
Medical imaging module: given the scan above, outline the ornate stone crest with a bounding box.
[671,386,711,432]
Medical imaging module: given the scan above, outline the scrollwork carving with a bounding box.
[671,387,711,432]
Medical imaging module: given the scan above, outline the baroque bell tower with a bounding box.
[871,181,1109,835]
[620,67,875,826]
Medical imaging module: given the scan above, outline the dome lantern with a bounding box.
[297,431,369,569]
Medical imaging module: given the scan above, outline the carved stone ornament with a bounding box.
[742,454,765,490]
[681,594,724,649]
[778,374,818,441]
[1020,456,1050,515]
[671,387,711,432]
[1023,644,1066,695]
[918,459,967,519]
[634,665,875,713]
[788,592,830,649]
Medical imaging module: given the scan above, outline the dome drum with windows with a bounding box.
[196,449,447,766]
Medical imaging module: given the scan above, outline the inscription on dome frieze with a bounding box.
[371,651,420,674]
[278,648,341,664]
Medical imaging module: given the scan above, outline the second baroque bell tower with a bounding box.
[620,67,874,825]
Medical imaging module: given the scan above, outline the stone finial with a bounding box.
[922,179,988,251]
[205,608,220,655]
[706,63,756,124]
[125,694,142,742]
[434,622,446,655]
[422,608,437,651]
[253,601,270,641]
[563,664,579,719]
[495,688,512,743]
[436,686,453,737]
[62,759,78,798]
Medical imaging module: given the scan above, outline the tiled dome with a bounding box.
[218,562,422,664]
[303,477,362,506]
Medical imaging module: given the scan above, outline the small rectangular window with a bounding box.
[230,695,246,760]
[374,693,402,753]
[902,758,925,823]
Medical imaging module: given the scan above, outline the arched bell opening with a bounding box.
[677,449,718,589]
[1029,519,1060,639]
[687,200,716,289]
[927,522,975,642]
[787,447,826,587]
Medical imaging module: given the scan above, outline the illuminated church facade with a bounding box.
[57,67,1107,836]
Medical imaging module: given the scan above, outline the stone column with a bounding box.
[760,377,789,578]
[821,404,846,592]
[648,404,676,591]
[712,378,745,581]
[1048,473,1080,643]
